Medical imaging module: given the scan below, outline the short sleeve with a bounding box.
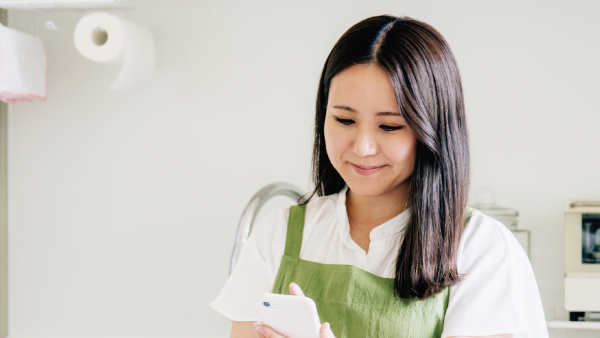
[209,207,289,322]
[441,212,549,338]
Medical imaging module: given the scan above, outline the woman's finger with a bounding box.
[289,282,305,297]
[320,322,336,338]
[253,322,287,338]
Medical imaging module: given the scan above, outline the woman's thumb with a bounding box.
[320,322,335,338]
[289,282,305,297]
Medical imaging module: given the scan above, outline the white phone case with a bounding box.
[258,293,321,338]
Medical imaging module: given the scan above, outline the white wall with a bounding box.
[6,1,600,338]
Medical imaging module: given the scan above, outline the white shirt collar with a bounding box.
[335,185,410,249]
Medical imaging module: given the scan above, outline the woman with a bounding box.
[210,15,548,338]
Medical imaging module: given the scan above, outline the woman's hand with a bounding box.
[253,283,336,338]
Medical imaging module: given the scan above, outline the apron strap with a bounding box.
[465,206,477,223]
[283,204,476,258]
[284,204,306,259]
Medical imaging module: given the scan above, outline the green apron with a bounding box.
[272,204,476,338]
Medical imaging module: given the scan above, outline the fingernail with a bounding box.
[289,282,297,287]
[254,322,265,335]
[324,322,333,335]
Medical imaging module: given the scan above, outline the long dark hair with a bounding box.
[302,15,470,300]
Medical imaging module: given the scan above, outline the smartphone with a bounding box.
[258,293,321,338]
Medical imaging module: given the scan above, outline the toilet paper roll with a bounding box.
[74,12,155,92]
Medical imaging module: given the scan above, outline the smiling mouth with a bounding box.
[349,163,386,176]
[351,163,385,170]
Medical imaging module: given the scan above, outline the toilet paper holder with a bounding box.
[0,1,137,36]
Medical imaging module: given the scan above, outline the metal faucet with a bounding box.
[230,182,305,275]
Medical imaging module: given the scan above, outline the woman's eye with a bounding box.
[380,125,404,131]
[335,117,354,125]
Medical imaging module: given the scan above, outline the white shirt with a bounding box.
[210,185,548,338]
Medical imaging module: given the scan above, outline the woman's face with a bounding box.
[324,63,418,198]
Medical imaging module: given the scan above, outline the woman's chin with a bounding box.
[343,173,410,199]
[345,181,392,198]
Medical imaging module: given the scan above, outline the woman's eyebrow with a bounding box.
[332,105,402,116]
[332,105,357,112]
[376,111,402,116]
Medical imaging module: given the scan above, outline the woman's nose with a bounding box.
[353,128,377,157]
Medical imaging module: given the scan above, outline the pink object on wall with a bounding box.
[0,22,47,103]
